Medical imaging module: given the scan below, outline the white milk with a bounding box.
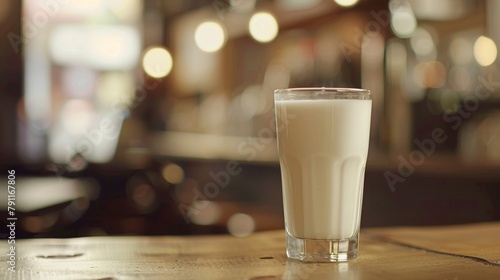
[276,99,371,240]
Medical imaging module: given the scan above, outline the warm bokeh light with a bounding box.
[194,21,226,53]
[142,47,173,78]
[190,201,221,225]
[227,213,255,237]
[249,12,279,43]
[162,163,185,184]
[129,184,156,210]
[449,37,473,65]
[473,36,497,67]
[413,61,447,89]
[334,0,359,8]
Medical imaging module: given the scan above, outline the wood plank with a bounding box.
[364,221,500,265]
[1,223,500,279]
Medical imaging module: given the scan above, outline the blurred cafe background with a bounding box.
[0,0,499,238]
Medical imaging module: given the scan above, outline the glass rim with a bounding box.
[274,87,371,100]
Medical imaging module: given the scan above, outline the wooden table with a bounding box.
[2,222,500,279]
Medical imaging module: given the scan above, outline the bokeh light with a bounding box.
[194,21,226,53]
[162,163,185,184]
[227,213,255,237]
[413,61,447,89]
[334,0,359,8]
[142,47,173,78]
[390,7,417,38]
[249,12,279,43]
[410,27,436,59]
[129,184,157,209]
[190,201,221,225]
[473,36,497,67]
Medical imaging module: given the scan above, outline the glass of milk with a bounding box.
[274,88,372,262]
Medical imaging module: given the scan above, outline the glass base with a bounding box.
[286,231,359,262]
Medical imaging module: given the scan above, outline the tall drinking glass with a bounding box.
[274,88,372,262]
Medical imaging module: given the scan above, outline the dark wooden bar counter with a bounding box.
[2,222,500,279]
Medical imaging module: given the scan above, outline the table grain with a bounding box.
[2,222,500,280]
